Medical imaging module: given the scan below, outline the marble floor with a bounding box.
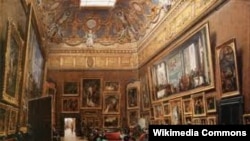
[60,128,87,141]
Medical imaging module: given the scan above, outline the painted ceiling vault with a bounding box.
[32,0,175,48]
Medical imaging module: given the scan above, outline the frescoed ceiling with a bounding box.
[31,0,175,48]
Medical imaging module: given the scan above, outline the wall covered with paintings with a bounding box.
[138,0,250,125]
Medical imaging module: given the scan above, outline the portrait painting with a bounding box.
[184,115,192,125]
[127,87,139,109]
[205,94,216,113]
[0,103,8,136]
[216,38,240,98]
[127,109,140,128]
[182,98,192,115]
[63,81,79,96]
[62,97,79,113]
[243,114,250,125]
[104,81,119,92]
[81,78,102,109]
[169,98,183,125]
[140,74,151,111]
[8,108,18,134]
[192,92,206,117]
[103,93,120,114]
[103,115,120,128]
[2,19,23,105]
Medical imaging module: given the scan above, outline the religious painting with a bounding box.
[127,87,139,109]
[182,98,192,115]
[140,74,151,111]
[153,103,164,119]
[205,94,216,113]
[2,19,23,105]
[162,102,170,116]
[103,93,120,114]
[63,81,79,96]
[103,115,120,128]
[0,103,8,136]
[169,98,183,125]
[104,81,119,92]
[243,114,250,125]
[192,92,206,117]
[127,109,140,128]
[62,97,79,113]
[216,38,240,98]
[8,108,18,134]
[81,78,102,109]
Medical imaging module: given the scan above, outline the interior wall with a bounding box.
[47,69,138,129]
[139,0,250,114]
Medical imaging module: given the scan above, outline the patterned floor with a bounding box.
[60,128,87,141]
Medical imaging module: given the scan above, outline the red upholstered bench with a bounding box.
[104,131,122,141]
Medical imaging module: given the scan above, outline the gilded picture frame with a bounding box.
[162,102,170,116]
[127,87,139,109]
[184,115,192,125]
[103,115,120,128]
[141,110,151,127]
[8,108,18,134]
[216,38,240,98]
[103,93,120,114]
[140,74,151,111]
[81,78,102,109]
[169,98,183,125]
[192,92,206,117]
[104,81,119,92]
[153,102,164,119]
[127,109,140,128]
[0,103,9,136]
[150,23,214,100]
[182,98,192,115]
[207,116,217,125]
[205,94,217,113]
[63,81,79,96]
[2,19,23,105]
[62,97,79,113]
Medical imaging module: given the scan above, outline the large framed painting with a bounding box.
[104,81,119,92]
[150,23,214,99]
[140,74,151,111]
[127,109,140,128]
[216,38,240,98]
[2,19,23,105]
[81,78,102,109]
[192,92,206,117]
[169,98,183,125]
[62,97,79,113]
[103,93,120,114]
[103,115,120,128]
[0,103,9,136]
[63,81,79,96]
[126,81,140,109]
[8,108,18,134]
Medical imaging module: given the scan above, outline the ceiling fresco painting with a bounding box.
[32,0,176,47]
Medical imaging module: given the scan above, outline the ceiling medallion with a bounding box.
[86,19,97,29]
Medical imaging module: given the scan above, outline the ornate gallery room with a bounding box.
[0,0,250,140]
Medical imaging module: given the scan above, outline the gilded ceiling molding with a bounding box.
[138,0,222,66]
[47,52,138,70]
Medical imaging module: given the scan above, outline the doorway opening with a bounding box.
[64,118,76,138]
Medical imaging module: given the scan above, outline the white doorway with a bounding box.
[64,118,76,138]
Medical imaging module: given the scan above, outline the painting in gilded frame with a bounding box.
[63,81,79,96]
[169,98,183,125]
[127,109,140,128]
[81,78,102,109]
[205,94,216,113]
[216,38,240,98]
[103,115,120,128]
[2,19,23,105]
[104,81,119,92]
[140,74,151,111]
[0,103,9,136]
[62,97,79,113]
[192,92,206,117]
[8,108,18,134]
[103,93,120,114]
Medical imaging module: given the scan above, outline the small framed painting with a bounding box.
[104,81,119,92]
[63,81,79,96]
[192,92,206,117]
